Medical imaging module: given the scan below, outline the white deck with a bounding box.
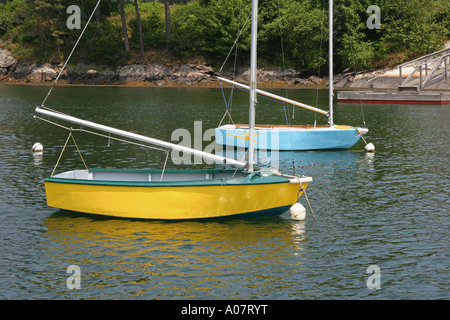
[51,169,312,184]
[52,170,248,182]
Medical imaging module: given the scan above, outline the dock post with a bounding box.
[445,57,448,79]
[419,65,422,91]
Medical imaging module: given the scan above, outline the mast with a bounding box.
[248,0,258,173]
[328,0,334,126]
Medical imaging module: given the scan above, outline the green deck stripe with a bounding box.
[46,168,290,187]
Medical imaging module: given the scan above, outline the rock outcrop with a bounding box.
[3,61,313,87]
[0,47,17,79]
[25,64,58,83]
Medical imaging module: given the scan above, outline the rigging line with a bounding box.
[276,0,290,123]
[222,0,244,123]
[218,80,236,126]
[349,44,366,125]
[232,147,249,178]
[297,178,316,222]
[218,1,244,126]
[70,133,89,172]
[40,0,102,107]
[218,109,235,127]
[314,0,327,127]
[233,0,243,79]
[282,103,289,126]
[219,80,229,108]
[344,0,366,126]
[51,132,72,177]
[50,132,88,176]
[34,115,73,131]
[34,115,169,153]
[225,0,244,123]
[78,128,169,153]
[276,2,296,150]
[232,85,290,105]
[218,110,228,127]
[219,11,252,73]
[160,150,170,182]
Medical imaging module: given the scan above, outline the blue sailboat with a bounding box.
[215,0,370,151]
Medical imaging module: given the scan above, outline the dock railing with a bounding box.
[398,48,450,91]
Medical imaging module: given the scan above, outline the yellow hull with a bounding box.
[44,169,309,220]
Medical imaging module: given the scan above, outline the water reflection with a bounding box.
[217,148,364,171]
[43,212,310,299]
[44,211,309,249]
[290,221,307,253]
[32,153,44,166]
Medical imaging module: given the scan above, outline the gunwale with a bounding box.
[45,168,306,188]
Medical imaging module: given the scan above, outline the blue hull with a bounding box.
[215,125,365,151]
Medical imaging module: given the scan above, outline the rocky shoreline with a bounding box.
[0,51,331,88]
[1,47,448,90]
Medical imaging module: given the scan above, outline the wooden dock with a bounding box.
[337,91,450,105]
[337,48,450,105]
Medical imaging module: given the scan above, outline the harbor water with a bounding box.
[0,84,448,300]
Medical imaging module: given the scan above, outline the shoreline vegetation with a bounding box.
[1,0,449,90]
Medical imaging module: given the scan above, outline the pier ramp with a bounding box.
[337,48,450,105]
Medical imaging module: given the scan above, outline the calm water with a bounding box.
[0,84,448,300]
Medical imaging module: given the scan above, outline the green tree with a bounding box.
[1,0,448,70]
[119,0,130,52]
[164,0,171,51]
[277,0,326,70]
[377,0,448,66]
[334,0,375,71]
[129,1,165,50]
[134,0,145,61]
[76,20,124,65]
[170,0,251,61]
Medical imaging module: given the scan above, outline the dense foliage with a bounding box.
[1,0,449,73]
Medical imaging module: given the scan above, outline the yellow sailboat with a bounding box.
[34,0,312,220]
[43,168,310,220]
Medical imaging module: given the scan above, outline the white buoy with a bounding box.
[31,142,43,155]
[364,142,375,152]
[289,202,306,221]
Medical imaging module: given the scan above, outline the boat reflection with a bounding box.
[43,211,310,298]
[216,147,366,174]
[45,211,305,243]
